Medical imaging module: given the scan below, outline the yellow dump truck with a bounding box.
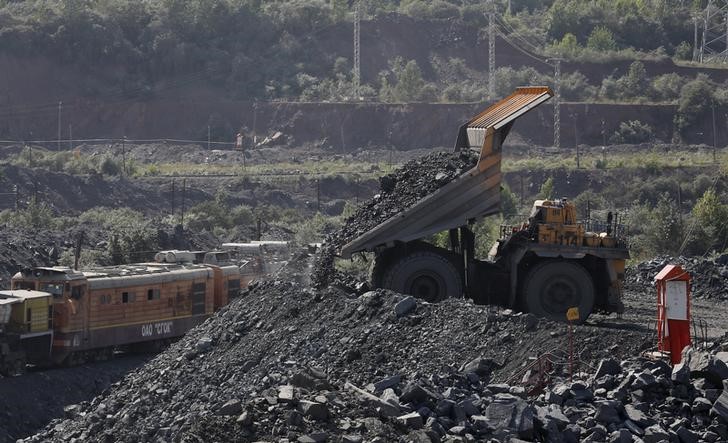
[340,87,629,323]
[0,290,54,375]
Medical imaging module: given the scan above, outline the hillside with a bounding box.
[3,1,728,146]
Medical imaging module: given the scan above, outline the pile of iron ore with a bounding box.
[312,149,478,289]
[24,255,673,443]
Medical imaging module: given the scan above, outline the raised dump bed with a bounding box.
[340,86,553,258]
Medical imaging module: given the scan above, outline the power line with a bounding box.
[493,15,545,55]
[494,27,552,67]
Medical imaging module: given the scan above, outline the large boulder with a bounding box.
[686,348,728,386]
[484,393,535,439]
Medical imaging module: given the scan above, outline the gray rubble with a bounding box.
[627,255,728,300]
[21,262,689,443]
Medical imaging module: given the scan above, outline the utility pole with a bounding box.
[553,59,561,148]
[180,178,186,226]
[171,179,175,216]
[573,111,580,168]
[207,125,211,150]
[57,101,62,151]
[122,136,127,176]
[353,0,361,98]
[252,100,258,146]
[488,5,496,98]
[69,124,72,151]
[712,101,718,163]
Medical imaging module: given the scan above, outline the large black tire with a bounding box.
[524,260,594,323]
[381,249,463,302]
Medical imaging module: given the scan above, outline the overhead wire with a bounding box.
[495,25,553,68]
[494,14,546,56]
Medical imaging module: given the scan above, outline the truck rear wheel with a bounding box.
[381,249,463,303]
[524,260,594,323]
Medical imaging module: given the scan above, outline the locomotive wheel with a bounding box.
[524,260,594,324]
[381,249,463,303]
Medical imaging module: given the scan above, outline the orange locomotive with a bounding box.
[2,253,257,373]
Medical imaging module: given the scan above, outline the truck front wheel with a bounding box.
[381,249,463,303]
[524,260,594,323]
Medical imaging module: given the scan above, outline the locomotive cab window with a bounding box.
[71,286,84,300]
[147,289,160,300]
[14,281,35,290]
[40,283,64,298]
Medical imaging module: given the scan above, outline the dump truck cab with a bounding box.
[492,198,629,321]
[340,87,629,323]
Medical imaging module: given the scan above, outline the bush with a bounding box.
[609,120,654,144]
[692,188,728,252]
[379,57,436,102]
[550,33,582,58]
[649,73,686,102]
[100,156,122,176]
[586,25,617,51]
[492,66,549,98]
[58,248,110,268]
[673,41,692,60]
[399,0,460,20]
[538,177,555,200]
[559,71,597,101]
[675,74,714,135]
[626,194,683,257]
[0,201,55,229]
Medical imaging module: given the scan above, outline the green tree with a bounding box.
[379,57,435,102]
[644,194,683,256]
[560,71,597,101]
[650,73,686,102]
[673,41,692,60]
[539,177,555,200]
[586,25,617,51]
[692,188,728,251]
[551,33,582,58]
[609,120,654,144]
[619,61,648,98]
[675,74,714,135]
[331,0,348,22]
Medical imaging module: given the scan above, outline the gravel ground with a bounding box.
[0,355,150,443]
[626,255,728,301]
